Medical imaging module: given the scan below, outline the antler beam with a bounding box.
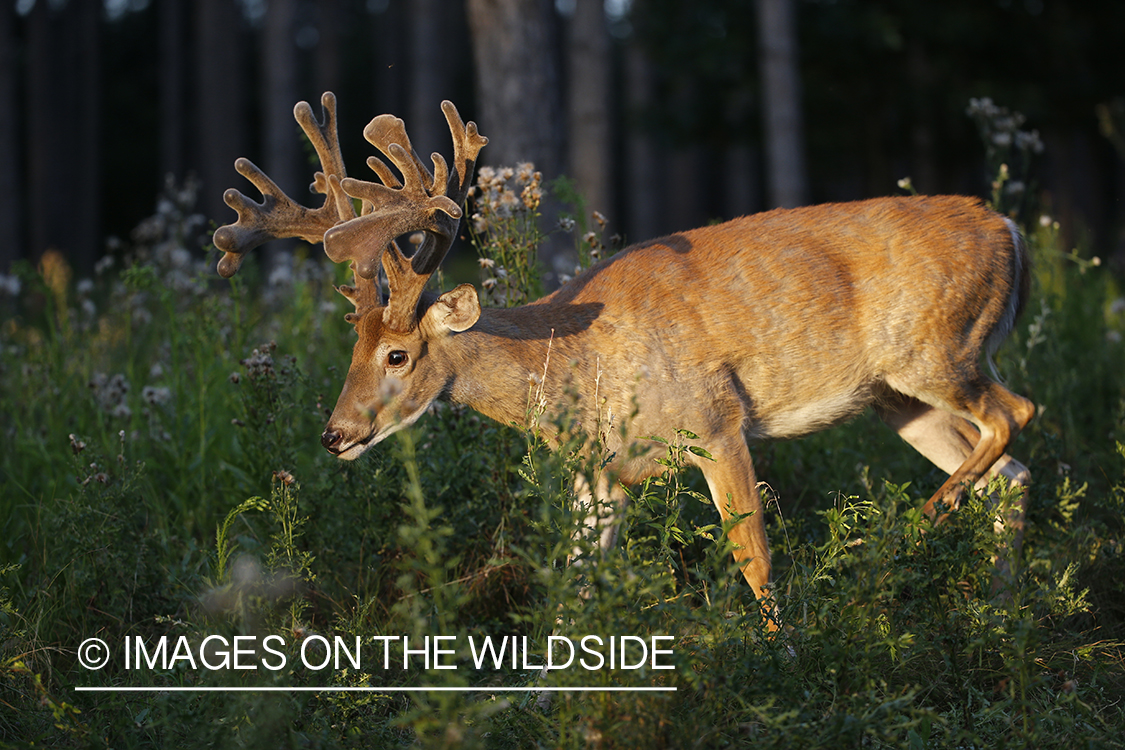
[214,95,486,330]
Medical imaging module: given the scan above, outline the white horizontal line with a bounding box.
[75,686,676,693]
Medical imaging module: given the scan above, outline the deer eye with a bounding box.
[387,351,408,368]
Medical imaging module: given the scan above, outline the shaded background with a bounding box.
[0,0,1122,278]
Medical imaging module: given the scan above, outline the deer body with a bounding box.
[215,95,1035,626]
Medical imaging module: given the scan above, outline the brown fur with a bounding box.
[321,195,1035,628]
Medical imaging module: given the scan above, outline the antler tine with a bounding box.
[440,100,489,206]
[318,103,485,332]
[295,92,352,208]
[213,158,347,278]
[404,101,489,280]
[213,92,354,279]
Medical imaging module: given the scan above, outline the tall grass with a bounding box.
[2,150,1124,748]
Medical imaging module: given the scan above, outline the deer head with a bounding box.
[213,93,488,458]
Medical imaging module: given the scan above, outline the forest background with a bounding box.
[1,0,1123,279]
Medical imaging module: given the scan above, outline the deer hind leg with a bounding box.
[875,389,1033,569]
[697,440,775,628]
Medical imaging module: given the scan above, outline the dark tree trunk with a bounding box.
[566,0,611,219]
[408,0,450,160]
[195,0,248,229]
[465,0,562,177]
[160,0,189,181]
[0,0,18,272]
[757,0,806,208]
[27,0,101,272]
[315,0,343,98]
[623,41,660,243]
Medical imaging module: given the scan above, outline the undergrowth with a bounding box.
[1,115,1124,748]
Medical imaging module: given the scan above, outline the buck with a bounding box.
[214,93,1034,626]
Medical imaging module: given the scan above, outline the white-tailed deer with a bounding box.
[215,93,1034,627]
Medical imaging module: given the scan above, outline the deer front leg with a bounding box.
[697,440,775,629]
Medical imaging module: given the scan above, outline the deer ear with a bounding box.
[427,283,480,333]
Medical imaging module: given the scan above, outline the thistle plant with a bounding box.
[467,162,545,307]
[966,97,1044,221]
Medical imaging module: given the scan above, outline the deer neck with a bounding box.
[445,301,595,434]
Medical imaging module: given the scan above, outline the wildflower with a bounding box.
[150,362,165,379]
[557,217,576,232]
[472,213,488,234]
[498,188,520,215]
[583,231,598,247]
[229,372,241,384]
[0,274,21,296]
[1039,214,1053,227]
[592,211,607,228]
[273,469,295,486]
[268,260,294,287]
[111,403,133,420]
[76,278,95,296]
[500,166,515,181]
[1015,129,1045,154]
[69,434,87,455]
[992,132,1012,147]
[240,343,277,380]
[478,257,496,269]
[142,386,172,406]
[516,162,536,184]
[521,185,542,210]
[482,277,498,290]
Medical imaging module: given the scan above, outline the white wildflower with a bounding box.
[142,386,172,406]
[0,274,21,296]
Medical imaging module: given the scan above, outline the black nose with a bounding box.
[321,429,343,454]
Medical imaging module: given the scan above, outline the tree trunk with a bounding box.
[315,0,343,98]
[262,0,301,260]
[373,1,407,118]
[195,0,248,229]
[757,0,806,208]
[0,0,18,272]
[27,0,101,272]
[624,41,660,243]
[566,0,611,219]
[465,0,562,176]
[159,0,189,181]
[466,0,564,273]
[408,0,450,161]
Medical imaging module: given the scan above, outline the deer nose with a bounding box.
[321,428,343,454]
